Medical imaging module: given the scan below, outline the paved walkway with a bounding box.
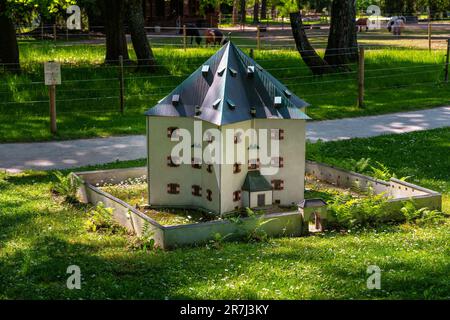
[1,106,449,172]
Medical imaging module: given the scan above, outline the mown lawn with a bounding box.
[0,128,449,299]
[0,40,448,142]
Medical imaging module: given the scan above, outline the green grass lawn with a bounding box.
[1,128,449,299]
[0,40,448,142]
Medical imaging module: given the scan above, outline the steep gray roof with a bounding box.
[242,170,273,192]
[145,42,310,125]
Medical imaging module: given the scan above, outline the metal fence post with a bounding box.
[183,25,187,51]
[445,39,450,83]
[119,55,125,115]
[428,7,432,51]
[357,47,365,108]
[257,26,261,50]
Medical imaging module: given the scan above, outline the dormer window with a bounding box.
[274,96,282,108]
[195,105,202,116]
[212,98,221,109]
[227,99,236,110]
[217,66,226,76]
[247,66,255,77]
[201,65,209,76]
[284,89,292,97]
[233,191,241,202]
[172,94,180,106]
[229,68,237,77]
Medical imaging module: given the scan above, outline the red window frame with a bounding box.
[233,163,242,174]
[191,157,202,169]
[192,185,202,196]
[167,156,180,167]
[271,179,284,191]
[167,183,180,194]
[167,127,180,139]
[233,190,241,202]
[206,189,213,201]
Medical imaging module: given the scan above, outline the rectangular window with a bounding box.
[167,156,180,167]
[233,191,241,202]
[191,157,202,169]
[207,164,213,173]
[271,129,284,140]
[167,127,180,139]
[234,132,242,144]
[233,163,242,174]
[271,179,284,191]
[206,189,213,201]
[192,185,202,197]
[271,157,284,168]
[167,183,180,194]
[248,158,260,170]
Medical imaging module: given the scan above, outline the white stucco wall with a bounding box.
[147,116,221,213]
[147,116,307,215]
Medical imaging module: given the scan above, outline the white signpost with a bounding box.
[44,61,61,134]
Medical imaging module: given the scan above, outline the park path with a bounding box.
[0,106,449,172]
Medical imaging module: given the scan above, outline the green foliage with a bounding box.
[129,221,156,251]
[3,0,75,22]
[400,200,447,225]
[0,171,7,189]
[207,232,234,250]
[51,171,80,203]
[85,202,122,233]
[327,193,394,228]
[246,217,274,243]
[348,157,371,173]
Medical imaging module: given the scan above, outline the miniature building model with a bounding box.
[145,42,310,215]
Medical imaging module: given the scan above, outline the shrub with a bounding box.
[327,193,393,229]
[52,171,81,203]
[85,202,122,233]
[400,200,447,226]
[0,171,7,189]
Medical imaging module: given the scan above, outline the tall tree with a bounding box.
[253,0,259,23]
[324,0,357,67]
[240,0,246,24]
[0,1,20,72]
[290,0,357,74]
[126,0,155,69]
[0,0,74,73]
[260,0,267,20]
[100,0,129,63]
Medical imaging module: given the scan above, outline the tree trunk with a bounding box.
[347,0,358,62]
[232,0,238,25]
[240,0,246,24]
[0,12,20,73]
[289,12,332,75]
[260,0,267,20]
[127,0,155,69]
[253,0,259,24]
[323,0,355,70]
[101,0,129,64]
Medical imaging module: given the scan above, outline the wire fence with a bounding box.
[1,29,449,137]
